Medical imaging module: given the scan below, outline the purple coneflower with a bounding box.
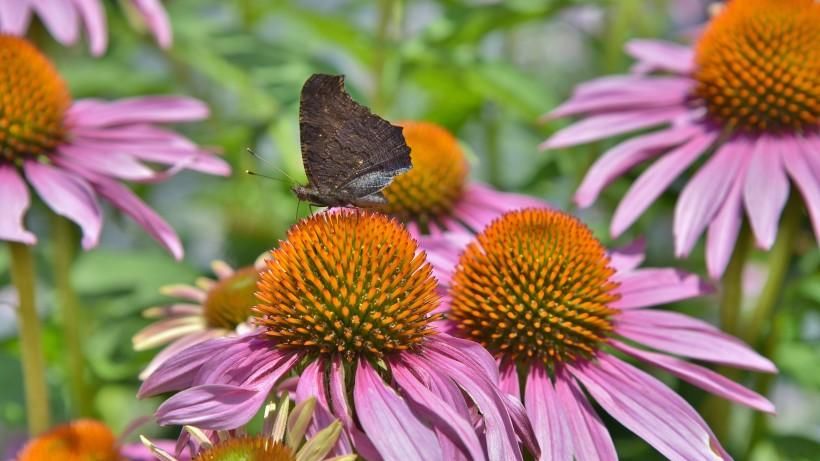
[141,394,352,461]
[423,208,776,460]
[134,259,265,380]
[541,0,819,278]
[14,419,183,461]
[0,36,229,258]
[379,121,547,237]
[139,210,534,461]
[0,0,171,55]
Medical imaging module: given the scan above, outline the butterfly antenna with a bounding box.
[246,148,299,184]
[244,170,289,183]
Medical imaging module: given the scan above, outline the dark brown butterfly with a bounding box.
[292,74,411,207]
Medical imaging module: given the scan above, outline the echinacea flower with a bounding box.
[139,210,535,461]
[133,259,264,380]
[0,0,171,56]
[0,36,229,258]
[14,419,183,461]
[378,121,547,237]
[541,0,820,278]
[423,208,777,460]
[140,394,353,461]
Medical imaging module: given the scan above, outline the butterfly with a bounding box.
[292,74,411,207]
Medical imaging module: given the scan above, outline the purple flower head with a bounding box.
[0,0,172,56]
[0,36,229,258]
[541,0,820,278]
[140,210,535,461]
[378,121,548,237]
[423,208,777,460]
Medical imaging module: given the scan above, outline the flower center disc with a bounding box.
[16,420,120,461]
[693,0,820,133]
[379,121,468,226]
[254,210,440,361]
[203,266,260,330]
[449,209,620,367]
[193,437,295,461]
[0,36,70,163]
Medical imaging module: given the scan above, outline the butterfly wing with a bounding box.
[298,74,411,198]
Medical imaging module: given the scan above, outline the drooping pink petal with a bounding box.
[56,144,157,181]
[0,1,33,35]
[611,268,712,309]
[295,360,355,457]
[624,39,695,74]
[541,107,688,149]
[155,384,268,430]
[502,393,540,460]
[131,0,172,47]
[675,139,749,257]
[138,329,225,381]
[554,369,616,461]
[525,365,572,461]
[30,0,79,45]
[498,359,521,399]
[705,153,747,279]
[782,138,820,241]
[575,125,701,207]
[611,130,717,237]
[392,362,486,461]
[608,237,646,272]
[353,360,442,461]
[23,162,102,249]
[427,335,500,384]
[90,176,183,260]
[73,0,106,55]
[611,340,775,413]
[0,166,36,244]
[324,357,378,459]
[68,96,209,127]
[549,77,693,119]
[615,311,777,372]
[743,135,790,249]
[570,355,730,461]
[131,315,207,350]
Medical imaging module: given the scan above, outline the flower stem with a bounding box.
[8,242,51,435]
[742,194,801,346]
[720,224,751,336]
[52,214,94,417]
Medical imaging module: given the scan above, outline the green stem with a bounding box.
[8,242,50,435]
[743,314,781,459]
[52,215,93,417]
[720,224,751,336]
[371,0,397,114]
[742,194,801,346]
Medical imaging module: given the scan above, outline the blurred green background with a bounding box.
[1,0,818,460]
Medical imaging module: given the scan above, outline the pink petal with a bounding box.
[549,77,693,119]
[131,315,206,350]
[24,161,102,249]
[0,166,36,244]
[525,365,572,461]
[575,125,701,207]
[570,355,730,461]
[353,360,442,461]
[615,311,777,372]
[155,384,269,430]
[611,340,775,413]
[73,0,107,55]
[91,176,183,260]
[608,237,646,272]
[612,268,712,309]
[624,39,695,74]
[706,155,747,279]
[611,130,717,237]
[68,96,209,127]
[782,138,820,241]
[131,0,172,48]
[325,358,378,458]
[31,0,79,45]
[554,369,616,461]
[675,140,749,257]
[0,1,33,34]
[159,284,206,302]
[743,136,790,249]
[541,107,688,149]
[56,144,157,181]
[498,359,520,399]
[138,330,224,381]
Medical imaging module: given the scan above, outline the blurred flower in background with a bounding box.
[424,208,776,460]
[0,36,229,258]
[542,0,820,278]
[0,0,171,56]
[140,210,534,461]
[133,258,263,379]
[380,121,548,236]
[141,395,352,461]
